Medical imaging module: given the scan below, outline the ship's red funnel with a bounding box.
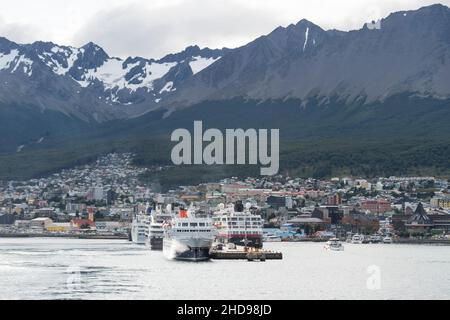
[179,210,188,218]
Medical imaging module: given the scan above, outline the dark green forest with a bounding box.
[1,94,449,189]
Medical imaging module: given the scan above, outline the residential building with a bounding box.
[361,199,392,215]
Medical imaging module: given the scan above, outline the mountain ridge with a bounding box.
[1,4,450,121]
[1,4,450,183]
[0,37,227,121]
[161,3,450,111]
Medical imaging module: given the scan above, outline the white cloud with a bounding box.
[71,0,283,59]
[0,15,39,44]
[0,0,449,58]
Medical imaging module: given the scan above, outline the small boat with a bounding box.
[325,238,344,251]
[351,234,364,244]
[369,235,382,244]
[383,236,393,244]
[263,235,282,242]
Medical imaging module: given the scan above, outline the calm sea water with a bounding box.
[0,238,448,300]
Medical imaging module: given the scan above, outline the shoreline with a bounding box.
[392,239,450,245]
[0,233,129,240]
[1,234,449,245]
[283,238,450,245]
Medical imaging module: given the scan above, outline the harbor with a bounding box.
[1,155,449,256]
[131,200,284,262]
[1,155,449,269]
[1,0,450,303]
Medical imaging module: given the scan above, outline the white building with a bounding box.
[30,218,53,230]
[93,187,104,201]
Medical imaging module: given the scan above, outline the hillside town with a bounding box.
[0,153,449,242]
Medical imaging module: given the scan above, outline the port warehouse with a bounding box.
[0,216,128,234]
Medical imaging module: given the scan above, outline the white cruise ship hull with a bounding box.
[163,237,213,262]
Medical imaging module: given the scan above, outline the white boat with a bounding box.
[383,236,393,244]
[369,235,383,243]
[351,234,364,244]
[163,209,217,262]
[263,235,282,242]
[325,238,344,251]
[131,213,150,245]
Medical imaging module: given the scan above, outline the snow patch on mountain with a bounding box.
[303,27,309,52]
[189,56,221,75]
[0,50,19,69]
[11,55,33,76]
[41,47,80,76]
[0,49,33,76]
[144,62,178,84]
[159,81,176,94]
[76,58,177,92]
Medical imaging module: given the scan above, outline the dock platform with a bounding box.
[210,249,283,261]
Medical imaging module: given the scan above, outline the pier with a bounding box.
[210,247,283,261]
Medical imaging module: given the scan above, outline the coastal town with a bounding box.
[0,153,449,243]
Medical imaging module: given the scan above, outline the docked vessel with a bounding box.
[368,235,383,244]
[163,208,217,262]
[383,236,393,244]
[148,205,174,251]
[213,201,264,249]
[325,238,344,251]
[351,234,364,244]
[131,212,150,245]
[263,234,282,242]
[346,234,353,243]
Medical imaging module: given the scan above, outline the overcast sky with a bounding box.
[0,0,449,59]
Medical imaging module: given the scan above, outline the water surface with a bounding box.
[0,238,448,300]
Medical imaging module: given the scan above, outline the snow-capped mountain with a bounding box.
[0,38,224,120]
[1,3,450,123]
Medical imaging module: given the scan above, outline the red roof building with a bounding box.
[71,219,95,229]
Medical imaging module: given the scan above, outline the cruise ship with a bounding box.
[147,205,174,251]
[212,201,264,249]
[163,208,217,262]
[131,212,150,245]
